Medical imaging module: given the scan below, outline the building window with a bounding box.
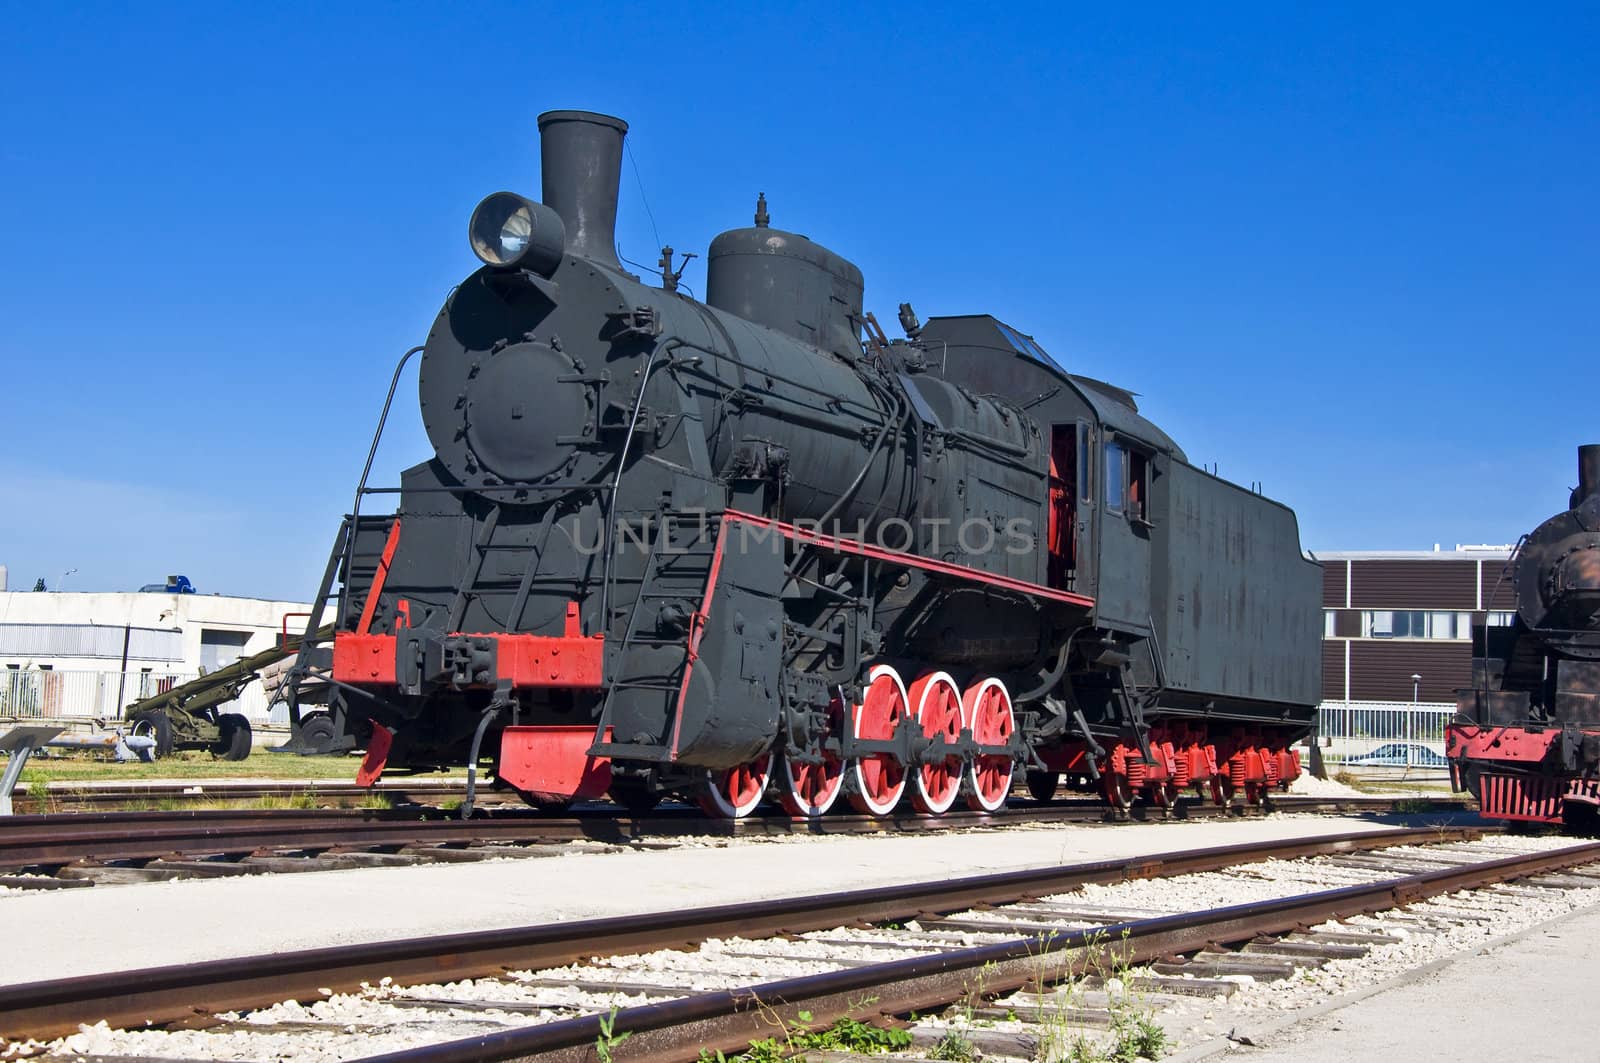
[1325,611,1338,637]
[1364,610,1472,640]
[200,629,252,673]
[1487,611,1515,627]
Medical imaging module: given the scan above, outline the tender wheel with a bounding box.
[697,754,772,819]
[778,697,846,818]
[1212,775,1236,806]
[1102,771,1135,810]
[1146,779,1181,808]
[847,665,910,815]
[908,671,964,815]
[215,713,252,761]
[129,710,173,759]
[1025,770,1059,803]
[963,677,1015,812]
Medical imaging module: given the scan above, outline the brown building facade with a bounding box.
[1320,548,1515,705]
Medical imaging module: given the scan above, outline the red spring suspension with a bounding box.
[1227,750,1248,789]
[1261,747,1280,787]
[1279,749,1301,782]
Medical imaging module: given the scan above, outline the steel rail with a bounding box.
[0,797,1471,870]
[361,836,1600,1063]
[0,825,1486,1040]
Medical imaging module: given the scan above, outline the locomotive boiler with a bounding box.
[285,110,1322,818]
[1448,445,1600,828]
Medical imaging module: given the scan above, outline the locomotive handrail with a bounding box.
[312,344,426,654]
[1475,532,1526,701]
[283,343,421,726]
[599,337,679,629]
[347,345,425,554]
[358,483,604,495]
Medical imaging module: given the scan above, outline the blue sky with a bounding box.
[1,3,1595,601]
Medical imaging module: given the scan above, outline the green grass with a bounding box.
[16,749,470,788]
[17,750,365,785]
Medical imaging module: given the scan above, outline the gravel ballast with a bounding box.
[21,833,1596,1062]
[0,813,1425,986]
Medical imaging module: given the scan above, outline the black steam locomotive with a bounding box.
[286,110,1322,817]
[1448,445,1600,829]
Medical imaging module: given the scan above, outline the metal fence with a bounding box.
[1316,700,1454,772]
[0,669,283,724]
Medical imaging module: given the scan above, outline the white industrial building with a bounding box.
[0,586,324,723]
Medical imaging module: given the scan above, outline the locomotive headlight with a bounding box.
[469,192,565,277]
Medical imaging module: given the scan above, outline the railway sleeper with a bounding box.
[510,976,695,997]
[382,997,580,1016]
[0,873,89,890]
[909,1022,1043,1057]
[968,1002,1117,1026]
[1291,928,1402,945]
[54,864,200,885]
[1152,955,1298,980]
[142,858,260,878]
[1241,937,1369,960]
[1077,973,1242,998]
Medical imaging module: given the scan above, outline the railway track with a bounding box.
[12,775,1444,815]
[5,826,1598,1060]
[0,796,1470,889]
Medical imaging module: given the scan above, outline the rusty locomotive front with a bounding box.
[285,109,1323,818]
[1449,445,1600,829]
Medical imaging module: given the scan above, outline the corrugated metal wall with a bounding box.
[1348,640,1470,702]
[1351,560,1477,609]
[0,624,182,661]
[1321,560,1348,607]
[1322,640,1347,701]
[1480,559,1517,609]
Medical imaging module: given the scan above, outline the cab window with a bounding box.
[1128,451,1149,522]
[1077,425,1091,502]
[1104,442,1125,511]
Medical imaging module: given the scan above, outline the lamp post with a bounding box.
[1411,673,1422,704]
[60,568,77,591]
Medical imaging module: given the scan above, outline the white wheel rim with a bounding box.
[698,756,772,819]
[909,670,964,815]
[779,753,842,817]
[849,664,909,815]
[963,677,1014,812]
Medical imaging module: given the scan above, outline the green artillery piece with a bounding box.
[123,625,334,760]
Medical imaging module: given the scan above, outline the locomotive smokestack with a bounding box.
[1579,444,1600,507]
[537,109,628,269]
